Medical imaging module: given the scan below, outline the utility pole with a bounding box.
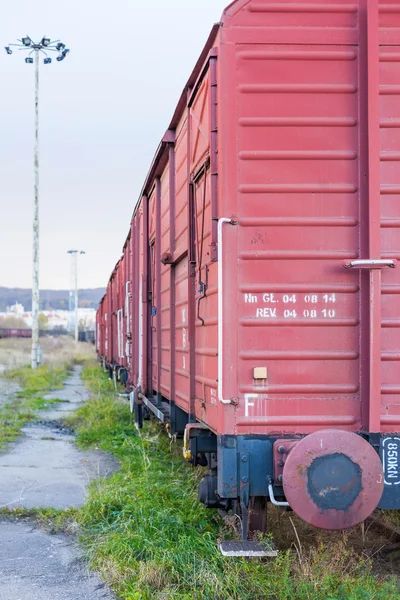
[5,36,70,368]
[67,250,85,342]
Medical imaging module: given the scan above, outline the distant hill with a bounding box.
[0,287,105,312]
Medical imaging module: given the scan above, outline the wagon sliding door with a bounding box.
[191,167,219,430]
[147,184,159,398]
[173,254,190,414]
[233,43,365,435]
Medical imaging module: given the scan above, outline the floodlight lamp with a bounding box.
[5,46,12,55]
[41,37,50,47]
[25,57,33,64]
[62,48,70,58]
[22,36,31,46]
[56,54,64,62]
[44,57,52,64]
[56,42,65,51]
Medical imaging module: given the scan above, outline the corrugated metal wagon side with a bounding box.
[213,0,400,534]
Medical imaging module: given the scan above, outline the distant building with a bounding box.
[7,302,25,316]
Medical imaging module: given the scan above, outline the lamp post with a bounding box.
[67,250,85,342]
[5,37,70,369]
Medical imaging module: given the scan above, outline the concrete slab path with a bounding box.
[0,521,114,600]
[0,375,20,407]
[0,365,117,600]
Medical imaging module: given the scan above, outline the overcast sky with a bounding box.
[0,0,229,291]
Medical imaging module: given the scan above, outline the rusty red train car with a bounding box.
[97,0,400,552]
[0,328,31,339]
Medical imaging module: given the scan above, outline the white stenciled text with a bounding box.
[243,293,339,320]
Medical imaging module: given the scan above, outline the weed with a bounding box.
[7,364,69,395]
[0,506,79,535]
[70,366,400,600]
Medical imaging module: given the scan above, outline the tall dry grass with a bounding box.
[0,336,95,371]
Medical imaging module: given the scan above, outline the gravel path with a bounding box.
[0,366,117,600]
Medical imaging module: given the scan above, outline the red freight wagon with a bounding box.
[103,280,113,368]
[95,298,102,356]
[97,0,400,553]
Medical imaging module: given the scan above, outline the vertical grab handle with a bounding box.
[218,218,236,405]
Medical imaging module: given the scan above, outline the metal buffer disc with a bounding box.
[282,429,384,530]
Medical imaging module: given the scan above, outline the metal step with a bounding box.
[142,395,170,422]
[219,541,277,558]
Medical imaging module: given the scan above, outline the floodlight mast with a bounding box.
[5,36,69,369]
[32,48,39,371]
[67,250,85,343]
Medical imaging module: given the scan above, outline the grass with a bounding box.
[67,365,400,600]
[0,364,71,447]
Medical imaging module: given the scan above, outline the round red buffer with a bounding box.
[282,429,384,530]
